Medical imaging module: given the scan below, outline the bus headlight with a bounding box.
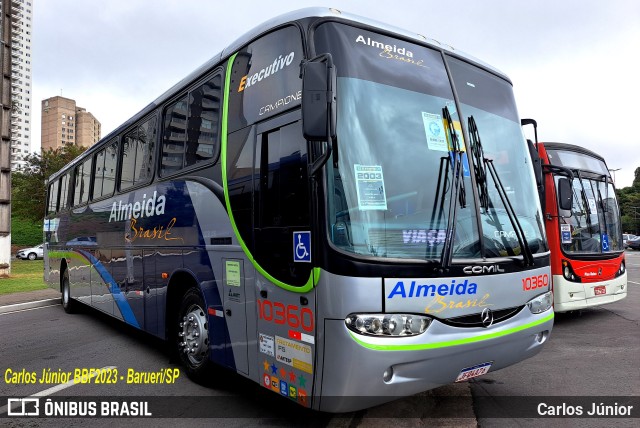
[527,291,553,314]
[345,314,432,336]
[615,260,625,278]
[562,260,580,282]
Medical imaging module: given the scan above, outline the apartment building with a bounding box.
[6,0,33,171]
[41,96,101,151]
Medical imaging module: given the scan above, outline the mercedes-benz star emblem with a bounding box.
[481,308,494,328]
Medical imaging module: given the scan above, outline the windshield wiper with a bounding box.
[573,170,596,240]
[438,106,466,270]
[467,116,534,266]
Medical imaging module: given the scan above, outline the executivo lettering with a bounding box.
[109,191,167,223]
[238,51,295,92]
[388,279,478,299]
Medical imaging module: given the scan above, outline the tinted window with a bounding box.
[78,158,92,204]
[186,76,221,167]
[47,180,59,214]
[93,141,118,199]
[59,173,70,209]
[161,74,221,176]
[227,26,303,132]
[161,96,188,176]
[121,117,156,190]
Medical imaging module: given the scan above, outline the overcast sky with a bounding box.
[31,0,640,188]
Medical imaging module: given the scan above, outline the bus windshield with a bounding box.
[547,149,623,254]
[315,22,546,261]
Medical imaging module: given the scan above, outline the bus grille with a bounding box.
[439,306,524,328]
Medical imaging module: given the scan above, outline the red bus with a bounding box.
[536,141,627,311]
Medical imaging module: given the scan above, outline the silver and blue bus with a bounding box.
[44,8,554,412]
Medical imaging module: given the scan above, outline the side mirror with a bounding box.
[527,139,544,206]
[557,177,573,212]
[301,54,337,141]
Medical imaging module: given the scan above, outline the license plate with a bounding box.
[455,361,492,382]
[594,286,606,295]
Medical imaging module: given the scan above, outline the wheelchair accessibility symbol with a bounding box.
[293,231,311,263]
[601,234,609,252]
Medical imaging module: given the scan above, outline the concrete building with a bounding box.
[41,96,101,151]
[7,0,33,171]
[0,0,25,275]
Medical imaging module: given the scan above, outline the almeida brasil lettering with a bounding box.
[356,35,414,57]
[109,191,166,223]
[388,279,478,299]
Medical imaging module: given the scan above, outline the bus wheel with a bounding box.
[61,271,76,314]
[176,288,212,379]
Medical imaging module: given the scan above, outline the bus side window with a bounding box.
[47,180,59,214]
[73,164,83,206]
[93,149,106,199]
[135,117,156,184]
[59,173,70,210]
[121,130,137,191]
[121,116,157,190]
[186,75,221,168]
[102,142,118,196]
[161,96,188,176]
[79,157,92,204]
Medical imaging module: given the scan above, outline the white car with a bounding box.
[623,234,637,249]
[16,244,44,261]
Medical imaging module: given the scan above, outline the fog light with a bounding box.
[535,330,549,344]
[383,367,393,383]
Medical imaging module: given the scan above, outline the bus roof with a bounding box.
[540,142,607,165]
[49,7,511,182]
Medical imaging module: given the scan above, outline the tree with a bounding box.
[12,145,87,223]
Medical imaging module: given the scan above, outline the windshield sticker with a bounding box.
[443,119,470,177]
[422,112,448,152]
[587,198,597,213]
[403,229,447,247]
[561,224,572,244]
[354,165,388,210]
[601,234,610,252]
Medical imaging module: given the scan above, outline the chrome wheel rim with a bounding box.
[179,304,209,365]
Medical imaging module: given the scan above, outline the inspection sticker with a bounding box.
[259,333,275,357]
[275,336,313,374]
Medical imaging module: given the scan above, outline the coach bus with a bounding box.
[44,8,554,412]
[535,141,627,312]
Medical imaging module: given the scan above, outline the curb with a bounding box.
[0,298,61,314]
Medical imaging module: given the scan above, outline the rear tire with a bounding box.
[61,271,77,314]
[176,288,213,380]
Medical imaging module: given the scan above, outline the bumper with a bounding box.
[318,308,553,412]
[553,273,627,313]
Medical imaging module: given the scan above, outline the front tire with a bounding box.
[176,288,213,380]
[61,271,77,314]
[28,252,37,261]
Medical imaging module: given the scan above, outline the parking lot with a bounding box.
[0,252,638,426]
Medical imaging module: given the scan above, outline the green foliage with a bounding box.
[615,167,640,235]
[0,259,46,294]
[12,145,87,223]
[11,217,41,246]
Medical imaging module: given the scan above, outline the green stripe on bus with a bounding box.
[221,52,319,293]
[348,312,554,351]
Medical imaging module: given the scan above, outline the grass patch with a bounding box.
[0,259,47,295]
